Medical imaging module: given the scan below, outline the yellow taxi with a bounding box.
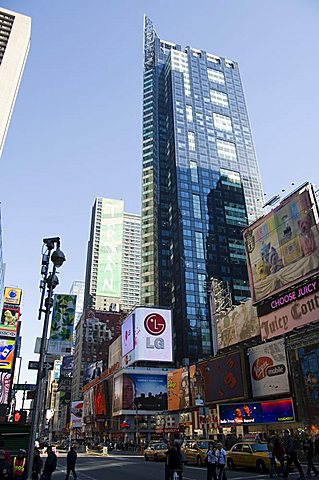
[182,440,208,467]
[144,442,167,461]
[227,442,278,473]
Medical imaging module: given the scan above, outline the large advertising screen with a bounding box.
[121,314,134,356]
[96,198,124,299]
[167,366,196,411]
[70,401,83,428]
[113,373,167,414]
[216,300,259,350]
[248,338,290,398]
[83,360,103,386]
[109,336,122,370]
[61,355,74,378]
[47,294,76,355]
[202,353,245,403]
[3,287,22,306]
[244,184,319,304]
[0,307,20,338]
[219,399,295,425]
[122,307,173,366]
[94,381,107,419]
[0,339,15,371]
[0,372,11,404]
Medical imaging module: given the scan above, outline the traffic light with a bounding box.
[14,410,27,423]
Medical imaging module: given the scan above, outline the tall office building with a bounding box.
[84,198,141,313]
[0,8,31,159]
[141,17,264,363]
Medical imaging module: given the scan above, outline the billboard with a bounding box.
[94,381,107,419]
[259,288,319,340]
[0,339,15,370]
[121,315,134,356]
[0,307,20,338]
[244,183,319,304]
[248,338,290,398]
[70,401,83,428]
[61,355,74,378]
[0,372,11,404]
[96,198,124,298]
[219,399,295,425]
[113,372,167,414]
[202,353,245,403]
[47,294,76,355]
[3,287,22,306]
[216,300,259,350]
[109,336,122,370]
[167,366,196,411]
[83,360,103,386]
[122,307,173,367]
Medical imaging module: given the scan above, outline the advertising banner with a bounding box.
[248,339,290,398]
[244,183,319,304]
[167,366,196,411]
[216,300,259,350]
[0,339,15,371]
[96,198,124,298]
[83,388,95,423]
[259,289,319,340]
[70,401,83,428]
[203,353,245,402]
[109,336,122,370]
[113,373,167,414]
[94,381,107,419]
[83,360,103,386]
[219,399,295,425]
[122,314,134,356]
[122,307,173,367]
[61,355,74,378]
[0,307,20,338]
[0,372,11,404]
[47,294,76,355]
[3,288,22,306]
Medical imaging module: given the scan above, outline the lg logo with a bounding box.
[144,313,166,336]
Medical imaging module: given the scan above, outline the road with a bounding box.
[53,453,306,480]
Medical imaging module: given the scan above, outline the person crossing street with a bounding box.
[65,445,77,480]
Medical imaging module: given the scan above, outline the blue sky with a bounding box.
[1,0,318,388]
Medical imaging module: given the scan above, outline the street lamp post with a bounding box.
[134,402,142,447]
[26,237,66,480]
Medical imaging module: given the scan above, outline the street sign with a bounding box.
[44,362,53,370]
[27,391,36,400]
[13,384,36,391]
[28,361,39,370]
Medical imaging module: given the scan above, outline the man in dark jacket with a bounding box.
[32,448,43,480]
[303,435,319,477]
[283,430,305,479]
[165,442,182,480]
[43,446,57,480]
[0,449,12,480]
[65,446,77,480]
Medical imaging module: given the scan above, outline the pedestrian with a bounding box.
[0,449,12,480]
[303,434,319,478]
[216,442,227,480]
[283,429,305,479]
[315,435,319,458]
[165,442,180,480]
[65,445,77,480]
[12,449,27,480]
[207,442,217,480]
[273,437,285,475]
[268,437,278,479]
[32,448,43,480]
[42,446,57,480]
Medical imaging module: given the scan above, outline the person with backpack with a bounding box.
[303,434,319,478]
[283,430,305,479]
[207,442,217,480]
[65,445,77,480]
[0,449,12,480]
[216,442,227,480]
[42,446,57,480]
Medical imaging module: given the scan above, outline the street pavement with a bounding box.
[53,453,308,480]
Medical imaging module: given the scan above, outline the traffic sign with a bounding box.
[28,361,39,370]
[13,384,36,391]
[44,362,53,370]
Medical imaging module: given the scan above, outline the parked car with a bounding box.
[227,442,280,473]
[182,440,208,467]
[144,442,167,461]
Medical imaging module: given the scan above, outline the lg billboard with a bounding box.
[121,307,172,367]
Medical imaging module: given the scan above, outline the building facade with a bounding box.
[141,17,263,364]
[0,8,31,159]
[84,198,141,313]
[70,280,85,329]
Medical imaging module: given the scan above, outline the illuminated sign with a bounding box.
[121,314,134,356]
[3,288,22,306]
[0,339,15,371]
[219,399,295,425]
[0,307,20,337]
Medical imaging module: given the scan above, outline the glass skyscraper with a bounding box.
[141,17,264,364]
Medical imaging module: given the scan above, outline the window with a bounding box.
[190,161,199,182]
[213,113,233,133]
[210,90,229,108]
[188,131,196,151]
[195,232,205,259]
[207,69,225,85]
[186,105,193,122]
[192,195,201,219]
[216,140,237,162]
